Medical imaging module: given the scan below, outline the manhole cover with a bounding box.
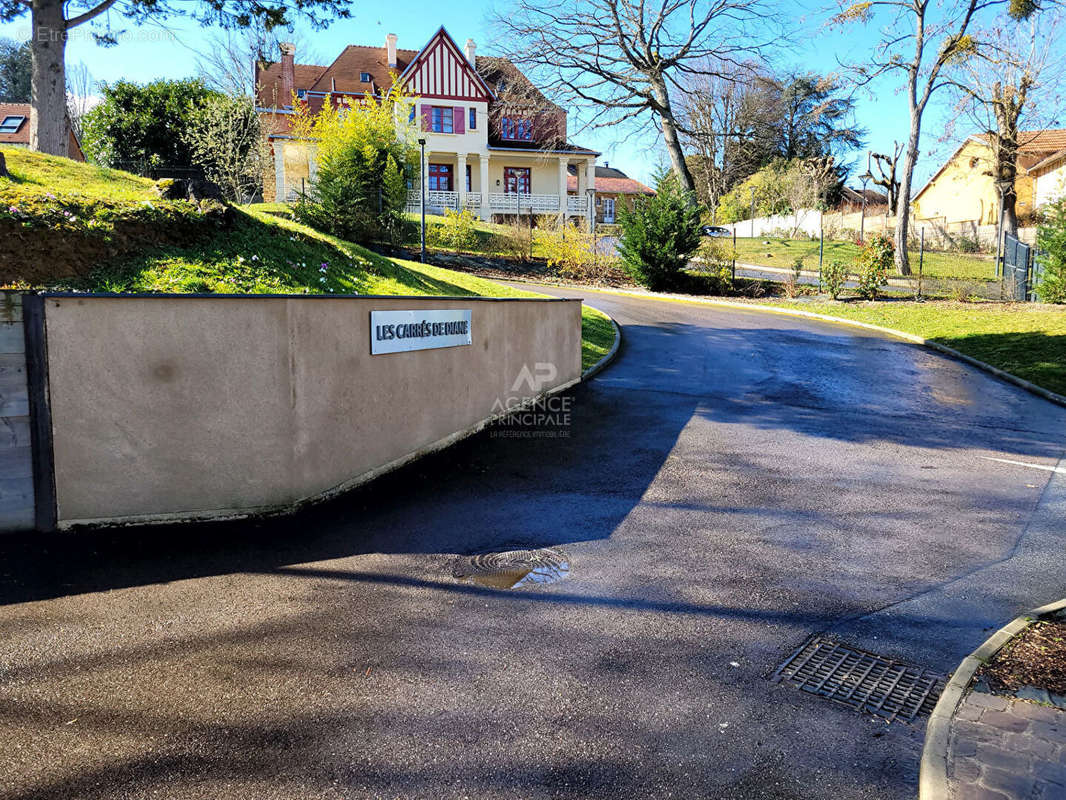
[453,548,570,589]
[772,636,944,723]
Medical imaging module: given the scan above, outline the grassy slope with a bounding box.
[762,299,1066,396]
[731,238,996,281]
[3,152,611,370]
[2,147,156,201]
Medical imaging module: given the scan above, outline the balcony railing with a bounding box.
[405,192,589,215]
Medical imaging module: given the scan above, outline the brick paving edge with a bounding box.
[919,598,1066,800]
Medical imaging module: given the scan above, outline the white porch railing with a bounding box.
[405,192,588,216]
[489,193,560,213]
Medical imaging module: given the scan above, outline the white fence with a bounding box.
[726,208,1037,249]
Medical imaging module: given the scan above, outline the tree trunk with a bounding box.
[652,79,695,193]
[894,106,922,276]
[30,0,69,157]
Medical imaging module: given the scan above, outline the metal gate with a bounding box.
[1002,234,1035,301]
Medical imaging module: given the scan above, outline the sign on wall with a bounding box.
[370,309,472,355]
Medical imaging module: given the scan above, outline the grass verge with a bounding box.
[761,299,1066,396]
[580,306,615,371]
[731,238,995,281]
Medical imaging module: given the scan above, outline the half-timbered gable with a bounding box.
[399,28,495,102]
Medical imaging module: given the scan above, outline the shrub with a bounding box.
[81,79,220,172]
[617,176,703,291]
[1036,196,1066,304]
[823,260,848,299]
[182,94,268,203]
[434,208,479,253]
[784,256,805,298]
[290,89,415,245]
[855,233,893,300]
[489,218,533,262]
[540,225,628,284]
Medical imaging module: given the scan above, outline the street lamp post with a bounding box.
[418,138,427,263]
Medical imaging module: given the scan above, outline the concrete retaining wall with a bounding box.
[38,294,581,528]
[0,292,34,532]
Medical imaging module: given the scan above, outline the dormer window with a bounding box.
[360,72,372,83]
[497,79,507,93]
[501,117,532,141]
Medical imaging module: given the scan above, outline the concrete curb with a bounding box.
[512,282,1066,411]
[919,597,1066,800]
[582,306,621,381]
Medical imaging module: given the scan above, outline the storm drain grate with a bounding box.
[772,636,944,723]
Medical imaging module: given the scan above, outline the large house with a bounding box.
[911,129,1066,225]
[255,27,599,224]
[0,103,84,162]
[567,164,654,224]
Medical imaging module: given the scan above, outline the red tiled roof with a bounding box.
[0,102,30,145]
[0,102,84,161]
[566,173,654,195]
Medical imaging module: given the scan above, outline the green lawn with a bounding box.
[1,147,155,202]
[762,299,1066,396]
[731,238,996,281]
[580,306,615,370]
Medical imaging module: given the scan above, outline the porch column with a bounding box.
[586,159,597,228]
[558,157,569,225]
[457,152,467,211]
[274,141,286,202]
[479,154,491,221]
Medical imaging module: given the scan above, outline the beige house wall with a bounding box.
[1034,161,1066,208]
[912,138,1037,225]
[42,295,581,528]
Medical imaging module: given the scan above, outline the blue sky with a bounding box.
[0,0,959,188]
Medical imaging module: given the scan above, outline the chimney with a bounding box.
[465,38,477,66]
[279,42,296,106]
[386,33,398,69]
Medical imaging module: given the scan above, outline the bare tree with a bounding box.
[870,142,903,214]
[943,13,1064,237]
[494,0,779,193]
[65,60,94,144]
[197,21,324,98]
[679,61,769,213]
[834,0,1049,274]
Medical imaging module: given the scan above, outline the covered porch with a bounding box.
[407,149,596,224]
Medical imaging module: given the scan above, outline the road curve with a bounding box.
[0,287,1063,800]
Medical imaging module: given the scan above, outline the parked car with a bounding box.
[701,225,731,238]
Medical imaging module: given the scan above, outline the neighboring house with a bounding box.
[911,129,1066,225]
[566,164,654,224]
[1029,148,1066,208]
[834,186,888,213]
[255,27,598,223]
[0,103,85,162]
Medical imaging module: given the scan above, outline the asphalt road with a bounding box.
[2,287,1064,800]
